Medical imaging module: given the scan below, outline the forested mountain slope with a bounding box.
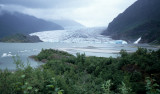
[0,11,64,38]
[102,0,160,44]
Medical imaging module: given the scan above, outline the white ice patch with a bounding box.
[134,37,141,44]
[1,53,15,57]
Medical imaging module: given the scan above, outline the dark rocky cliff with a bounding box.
[102,0,160,44]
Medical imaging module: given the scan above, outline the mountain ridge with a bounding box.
[102,0,160,44]
[0,10,64,38]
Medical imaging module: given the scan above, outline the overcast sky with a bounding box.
[0,0,137,27]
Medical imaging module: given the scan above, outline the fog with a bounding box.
[0,0,137,27]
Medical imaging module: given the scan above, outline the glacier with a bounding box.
[30,27,128,44]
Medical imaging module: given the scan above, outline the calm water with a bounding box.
[0,42,159,70]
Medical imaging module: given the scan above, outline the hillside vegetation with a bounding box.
[0,34,42,43]
[0,48,160,94]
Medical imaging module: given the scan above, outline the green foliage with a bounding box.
[101,80,113,94]
[0,57,63,94]
[145,77,160,94]
[119,82,132,94]
[36,49,74,62]
[0,48,160,94]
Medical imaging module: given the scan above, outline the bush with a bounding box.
[1,48,160,94]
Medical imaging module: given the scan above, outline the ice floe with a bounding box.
[1,53,15,57]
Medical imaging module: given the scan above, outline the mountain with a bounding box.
[102,0,160,44]
[0,34,42,43]
[0,11,64,38]
[52,19,85,29]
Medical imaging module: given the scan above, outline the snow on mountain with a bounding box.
[30,27,128,44]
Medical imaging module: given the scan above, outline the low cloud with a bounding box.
[0,0,137,27]
[0,0,92,8]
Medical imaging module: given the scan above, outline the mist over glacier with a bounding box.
[30,27,127,44]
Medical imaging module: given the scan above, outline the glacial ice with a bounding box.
[30,27,128,44]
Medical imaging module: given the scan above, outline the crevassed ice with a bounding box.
[30,28,127,44]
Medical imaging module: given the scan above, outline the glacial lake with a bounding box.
[0,42,159,70]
